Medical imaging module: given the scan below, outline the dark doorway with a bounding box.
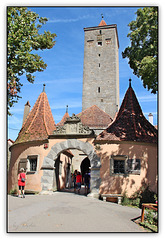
[80,157,90,179]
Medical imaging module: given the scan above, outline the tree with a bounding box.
[122,7,158,94]
[7,7,57,114]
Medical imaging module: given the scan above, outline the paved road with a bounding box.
[8,191,146,233]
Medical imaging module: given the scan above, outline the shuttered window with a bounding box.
[110,155,141,175]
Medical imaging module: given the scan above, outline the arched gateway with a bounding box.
[41,115,101,198]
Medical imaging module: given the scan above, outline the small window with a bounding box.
[127,158,141,174]
[101,99,103,102]
[99,63,100,67]
[27,155,38,172]
[100,30,102,35]
[98,54,101,57]
[98,42,102,46]
[114,160,125,174]
[110,155,128,175]
[98,87,100,93]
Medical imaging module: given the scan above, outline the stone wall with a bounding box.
[82,25,119,119]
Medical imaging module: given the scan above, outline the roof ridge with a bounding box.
[43,92,49,135]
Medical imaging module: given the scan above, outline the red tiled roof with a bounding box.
[14,90,56,144]
[56,112,69,127]
[77,105,113,128]
[97,83,158,143]
[98,19,107,26]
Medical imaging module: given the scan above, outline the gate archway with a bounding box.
[41,139,101,198]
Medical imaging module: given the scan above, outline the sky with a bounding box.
[7,6,158,141]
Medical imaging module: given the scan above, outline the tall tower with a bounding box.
[82,17,119,119]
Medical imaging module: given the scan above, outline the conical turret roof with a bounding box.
[15,86,56,144]
[97,80,157,143]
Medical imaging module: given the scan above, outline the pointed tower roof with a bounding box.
[15,85,56,144]
[97,80,158,143]
[77,105,113,128]
[98,15,107,26]
[56,105,70,127]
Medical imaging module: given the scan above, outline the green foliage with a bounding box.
[7,7,57,114]
[122,185,157,208]
[122,187,158,232]
[9,187,18,195]
[122,192,140,207]
[145,209,158,225]
[122,7,158,94]
[140,209,158,232]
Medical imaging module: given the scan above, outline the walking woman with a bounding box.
[18,168,26,198]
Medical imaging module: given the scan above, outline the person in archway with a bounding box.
[84,170,90,196]
[76,171,82,194]
[72,170,77,193]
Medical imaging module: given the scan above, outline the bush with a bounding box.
[9,188,17,195]
[122,193,131,206]
[145,209,158,226]
[122,185,157,208]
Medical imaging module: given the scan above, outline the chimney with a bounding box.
[148,113,153,125]
[22,101,31,125]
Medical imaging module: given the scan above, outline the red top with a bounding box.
[18,172,26,186]
[76,174,82,183]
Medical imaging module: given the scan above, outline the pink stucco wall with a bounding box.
[8,141,48,192]
[8,138,157,197]
[8,138,92,193]
[97,141,157,197]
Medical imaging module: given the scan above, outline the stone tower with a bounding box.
[82,17,119,119]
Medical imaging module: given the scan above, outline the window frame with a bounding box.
[127,158,141,175]
[110,155,128,176]
[27,155,39,174]
[97,41,102,46]
[110,155,141,176]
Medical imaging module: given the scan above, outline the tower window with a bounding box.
[98,87,100,93]
[98,42,102,46]
[99,63,100,67]
[100,30,102,35]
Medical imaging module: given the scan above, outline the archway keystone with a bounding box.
[41,139,101,198]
